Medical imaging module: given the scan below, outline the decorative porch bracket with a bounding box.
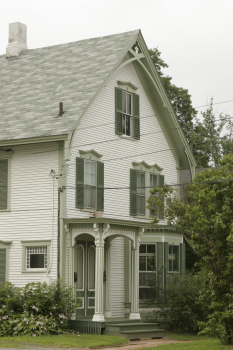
[129,227,144,320]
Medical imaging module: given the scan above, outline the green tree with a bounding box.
[147,154,233,344]
[149,48,197,148]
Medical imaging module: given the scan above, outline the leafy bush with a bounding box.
[0,281,78,337]
[147,273,209,333]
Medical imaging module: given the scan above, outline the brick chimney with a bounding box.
[6,22,28,57]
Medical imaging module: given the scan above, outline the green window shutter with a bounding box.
[115,87,123,135]
[158,174,165,219]
[180,243,186,276]
[0,249,6,284]
[130,169,137,216]
[0,159,8,210]
[157,242,163,297]
[164,242,169,287]
[76,158,84,209]
[133,93,140,140]
[97,161,104,211]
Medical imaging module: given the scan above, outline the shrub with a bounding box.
[0,280,78,337]
[147,273,209,333]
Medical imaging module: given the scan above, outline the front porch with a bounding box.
[65,219,148,322]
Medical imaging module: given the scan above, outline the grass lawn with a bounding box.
[141,332,233,350]
[0,333,128,348]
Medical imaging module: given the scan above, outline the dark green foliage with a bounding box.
[148,273,208,333]
[0,281,78,337]
[148,154,233,344]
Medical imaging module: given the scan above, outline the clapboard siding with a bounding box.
[109,237,125,317]
[0,142,59,287]
[67,55,177,220]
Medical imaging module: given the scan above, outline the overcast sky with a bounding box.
[1,0,232,120]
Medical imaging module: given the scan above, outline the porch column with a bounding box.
[93,224,105,322]
[129,228,144,320]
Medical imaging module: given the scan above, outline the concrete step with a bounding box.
[121,329,164,340]
[105,323,158,333]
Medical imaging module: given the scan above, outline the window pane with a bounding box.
[139,272,147,286]
[173,246,179,271]
[169,246,179,272]
[77,245,83,290]
[127,93,132,115]
[137,195,145,215]
[137,173,145,194]
[84,185,96,208]
[147,245,155,254]
[150,174,157,188]
[147,256,155,271]
[122,92,127,113]
[139,287,152,300]
[126,115,131,136]
[84,160,96,186]
[30,254,45,268]
[139,256,146,271]
[140,245,146,253]
[122,114,126,135]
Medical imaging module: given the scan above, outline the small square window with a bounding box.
[26,247,47,269]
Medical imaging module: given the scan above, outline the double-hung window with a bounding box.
[76,156,104,211]
[122,91,132,136]
[130,166,164,218]
[115,87,140,139]
[84,160,96,209]
[139,244,156,300]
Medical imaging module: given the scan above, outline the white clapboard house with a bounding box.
[0,23,196,331]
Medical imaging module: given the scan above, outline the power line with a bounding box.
[2,98,233,158]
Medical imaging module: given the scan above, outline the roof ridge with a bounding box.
[0,29,140,57]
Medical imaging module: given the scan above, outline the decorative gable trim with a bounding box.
[132,161,163,173]
[117,81,138,93]
[0,150,13,159]
[79,149,103,161]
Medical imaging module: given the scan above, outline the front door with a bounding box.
[76,241,96,317]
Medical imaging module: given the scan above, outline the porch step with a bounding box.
[105,322,164,340]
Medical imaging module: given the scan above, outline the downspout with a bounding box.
[57,187,63,280]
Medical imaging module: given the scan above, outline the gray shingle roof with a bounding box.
[0,30,139,142]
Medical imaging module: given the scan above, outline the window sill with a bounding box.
[81,208,95,213]
[0,209,11,212]
[22,269,47,273]
[119,135,136,141]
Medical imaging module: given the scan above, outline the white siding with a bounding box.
[109,237,125,317]
[67,55,177,221]
[0,142,59,287]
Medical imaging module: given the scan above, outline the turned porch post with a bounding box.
[92,223,105,322]
[129,228,144,320]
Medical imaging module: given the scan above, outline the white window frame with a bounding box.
[21,240,51,273]
[76,244,84,292]
[88,245,96,291]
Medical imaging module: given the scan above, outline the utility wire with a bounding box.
[3,98,233,158]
